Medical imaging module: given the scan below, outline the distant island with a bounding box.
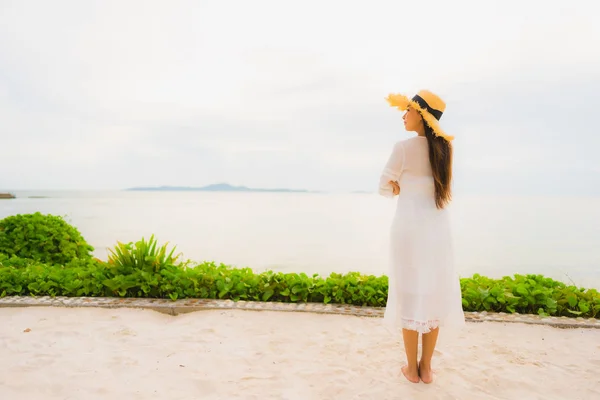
[125,183,311,193]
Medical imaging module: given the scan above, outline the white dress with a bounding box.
[379,136,465,334]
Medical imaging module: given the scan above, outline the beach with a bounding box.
[0,307,598,400]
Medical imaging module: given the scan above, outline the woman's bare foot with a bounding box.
[418,362,434,384]
[401,365,420,384]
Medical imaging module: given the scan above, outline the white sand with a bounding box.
[0,307,598,400]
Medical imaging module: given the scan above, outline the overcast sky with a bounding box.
[1,0,599,195]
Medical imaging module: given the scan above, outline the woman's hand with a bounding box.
[389,180,400,196]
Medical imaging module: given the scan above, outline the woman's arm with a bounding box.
[378,141,405,198]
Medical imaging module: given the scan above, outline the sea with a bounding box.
[1,190,599,290]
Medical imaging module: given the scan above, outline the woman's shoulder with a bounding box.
[404,135,427,144]
[394,136,426,150]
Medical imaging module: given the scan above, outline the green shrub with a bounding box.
[107,234,180,274]
[460,273,600,317]
[1,250,598,318]
[165,264,389,305]
[0,212,94,265]
[102,235,184,297]
[0,255,107,297]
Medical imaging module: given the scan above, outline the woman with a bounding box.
[379,90,465,384]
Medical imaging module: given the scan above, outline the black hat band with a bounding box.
[412,94,443,120]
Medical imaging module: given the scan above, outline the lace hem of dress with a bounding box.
[401,318,440,334]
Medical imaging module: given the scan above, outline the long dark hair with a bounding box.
[423,118,453,209]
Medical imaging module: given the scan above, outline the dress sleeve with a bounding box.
[378,141,405,198]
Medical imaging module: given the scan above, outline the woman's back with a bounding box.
[396,137,436,199]
[399,136,432,177]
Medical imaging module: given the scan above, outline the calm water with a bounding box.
[1,191,599,289]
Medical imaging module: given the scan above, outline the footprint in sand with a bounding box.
[114,328,137,336]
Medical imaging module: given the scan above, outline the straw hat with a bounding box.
[385,90,454,141]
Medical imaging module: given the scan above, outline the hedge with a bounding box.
[0,254,598,319]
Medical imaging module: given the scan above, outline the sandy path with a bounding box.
[0,307,598,400]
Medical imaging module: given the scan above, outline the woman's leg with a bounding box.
[419,327,439,383]
[401,328,419,383]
